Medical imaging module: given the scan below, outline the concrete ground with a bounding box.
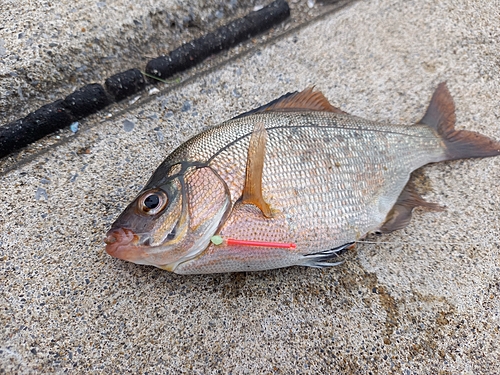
[0,0,321,125]
[1,0,500,373]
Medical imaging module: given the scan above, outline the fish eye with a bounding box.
[138,190,168,215]
[144,194,159,209]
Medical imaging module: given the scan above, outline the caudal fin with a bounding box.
[419,82,500,161]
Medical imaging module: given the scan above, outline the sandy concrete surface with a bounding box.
[0,0,260,123]
[1,0,500,373]
[0,0,321,125]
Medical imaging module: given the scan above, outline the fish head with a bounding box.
[105,162,231,271]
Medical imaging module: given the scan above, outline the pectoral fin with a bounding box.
[241,122,272,218]
[379,181,444,233]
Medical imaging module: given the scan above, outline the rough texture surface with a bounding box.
[0,0,292,158]
[145,0,291,80]
[0,0,322,125]
[1,0,500,373]
[0,0,251,123]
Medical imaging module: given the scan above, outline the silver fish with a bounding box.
[105,83,500,274]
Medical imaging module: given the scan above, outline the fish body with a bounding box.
[105,84,500,274]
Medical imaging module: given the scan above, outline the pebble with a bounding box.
[35,187,48,201]
[70,122,79,133]
[181,101,192,112]
[148,88,160,96]
[122,119,135,132]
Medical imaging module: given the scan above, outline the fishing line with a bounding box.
[210,235,499,248]
[355,240,500,246]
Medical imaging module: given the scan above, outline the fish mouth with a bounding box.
[104,227,148,263]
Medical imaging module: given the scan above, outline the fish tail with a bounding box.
[419,82,500,161]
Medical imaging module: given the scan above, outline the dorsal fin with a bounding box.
[264,87,346,113]
[233,88,346,119]
[378,181,443,234]
[240,122,272,218]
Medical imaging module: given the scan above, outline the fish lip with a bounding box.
[104,226,181,268]
[104,227,146,262]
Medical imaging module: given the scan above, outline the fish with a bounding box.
[104,83,500,274]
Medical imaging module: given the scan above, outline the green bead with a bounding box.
[210,235,223,245]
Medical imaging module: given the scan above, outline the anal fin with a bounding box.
[241,122,272,218]
[378,181,444,234]
[301,242,354,268]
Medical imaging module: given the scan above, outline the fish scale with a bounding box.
[202,112,444,254]
[105,84,500,274]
